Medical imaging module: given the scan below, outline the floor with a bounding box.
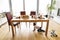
[53,16,60,24]
[0,20,60,40]
[0,17,7,26]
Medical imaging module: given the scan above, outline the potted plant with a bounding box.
[47,0,56,19]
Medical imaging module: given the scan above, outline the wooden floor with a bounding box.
[0,20,60,40]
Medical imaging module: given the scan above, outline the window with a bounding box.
[11,0,50,16]
[25,0,37,15]
[0,0,10,13]
[0,0,50,16]
[39,0,51,15]
[11,0,23,16]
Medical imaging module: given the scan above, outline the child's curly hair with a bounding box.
[33,23,36,26]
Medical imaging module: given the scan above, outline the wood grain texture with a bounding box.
[0,20,60,40]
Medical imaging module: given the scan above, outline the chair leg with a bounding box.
[17,23,21,30]
[19,24,21,30]
[17,23,20,28]
[15,27,16,33]
[9,26,10,31]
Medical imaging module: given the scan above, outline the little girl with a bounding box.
[33,23,45,32]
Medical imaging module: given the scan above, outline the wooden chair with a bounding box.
[29,11,36,27]
[30,11,36,19]
[20,11,28,27]
[30,11,36,16]
[20,11,26,18]
[5,12,20,32]
[20,11,26,15]
[30,11,43,30]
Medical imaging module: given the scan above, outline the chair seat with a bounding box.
[13,22,20,26]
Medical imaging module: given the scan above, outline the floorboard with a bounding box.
[0,20,60,40]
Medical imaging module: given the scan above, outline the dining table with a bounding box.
[10,16,49,37]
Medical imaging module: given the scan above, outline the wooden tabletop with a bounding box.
[11,16,49,37]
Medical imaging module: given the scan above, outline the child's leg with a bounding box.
[33,26,37,31]
[33,28,36,31]
[33,22,36,31]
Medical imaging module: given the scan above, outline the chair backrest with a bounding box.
[5,12,12,25]
[30,11,36,16]
[20,11,26,15]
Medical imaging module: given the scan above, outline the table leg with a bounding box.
[26,22,27,27]
[45,21,49,36]
[29,22,30,28]
[41,22,43,27]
